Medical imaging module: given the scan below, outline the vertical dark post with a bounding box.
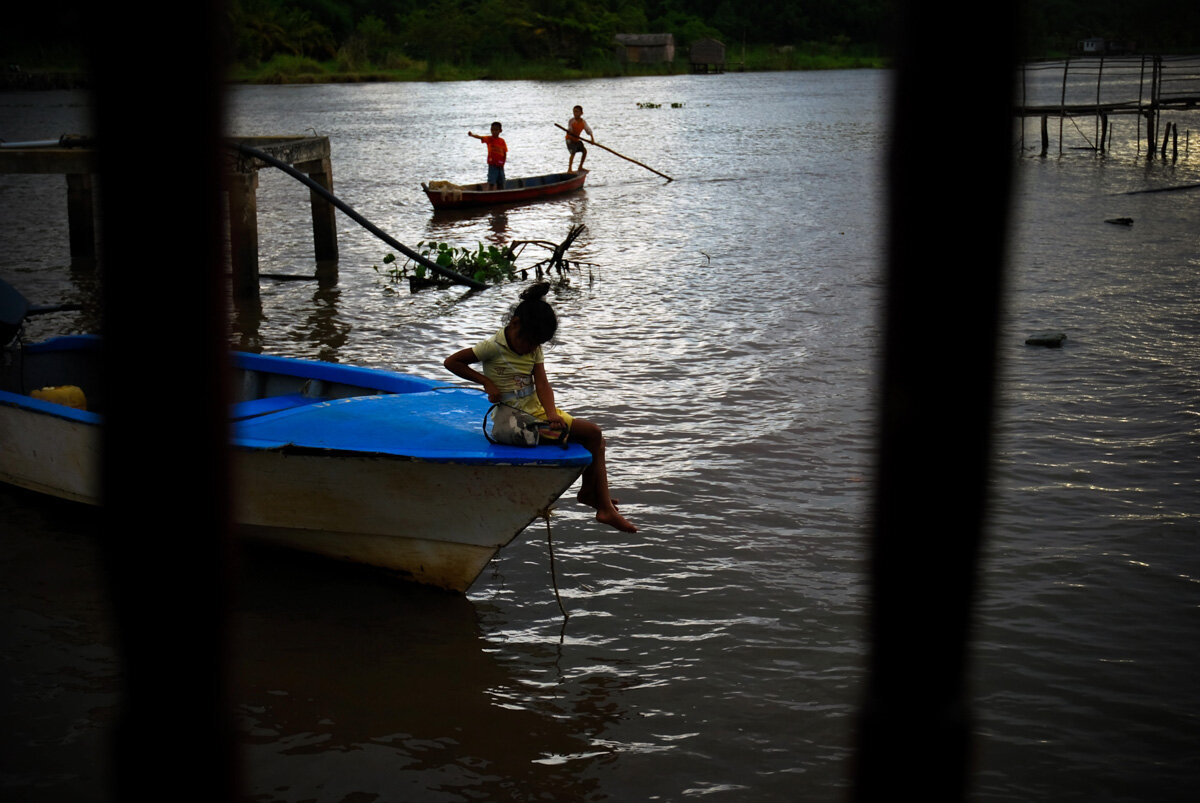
[1018,62,1026,153]
[86,0,239,800]
[1148,57,1161,159]
[1040,115,1049,156]
[854,1,1017,799]
[227,169,261,300]
[301,157,339,263]
[299,156,339,283]
[1137,55,1147,156]
[1058,58,1069,156]
[1100,114,1109,154]
[65,172,96,269]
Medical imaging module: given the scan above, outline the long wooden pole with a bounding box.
[555,123,673,181]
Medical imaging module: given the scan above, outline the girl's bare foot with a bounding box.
[597,506,637,533]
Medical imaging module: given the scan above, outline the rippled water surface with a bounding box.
[1,71,1198,801]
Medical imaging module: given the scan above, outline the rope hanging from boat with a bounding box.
[227,142,487,291]
[540,508,569,620]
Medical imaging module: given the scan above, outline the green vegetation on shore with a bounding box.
[229,41,888,85]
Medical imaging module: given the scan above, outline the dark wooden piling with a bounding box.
[225,169,260,298]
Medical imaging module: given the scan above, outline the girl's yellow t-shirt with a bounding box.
[473,328,573,428]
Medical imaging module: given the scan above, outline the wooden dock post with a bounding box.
[225,169,260,299]
[302,154,339,271]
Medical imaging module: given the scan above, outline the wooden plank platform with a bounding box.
[1012,55,1200,158]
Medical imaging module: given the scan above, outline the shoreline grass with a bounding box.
[228,45,891,85]
[1,45,891,91]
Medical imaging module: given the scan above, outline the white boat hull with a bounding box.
[232,449,580,590]
[0,402,100,504]
[0,406,579,592]
[0,333,589,593]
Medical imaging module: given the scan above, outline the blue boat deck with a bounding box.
[233,388,592,467]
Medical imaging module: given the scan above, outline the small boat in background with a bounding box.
[422,170,587,210]
[0,334,591,592]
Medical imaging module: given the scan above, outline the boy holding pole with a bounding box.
[565,105,593,172]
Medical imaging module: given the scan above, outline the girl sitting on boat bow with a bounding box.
[444,283,637,533]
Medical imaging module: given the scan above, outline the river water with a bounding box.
[1,71,1198,801]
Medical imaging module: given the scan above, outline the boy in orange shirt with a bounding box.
[468,122,507,189]
[565,105,593,172]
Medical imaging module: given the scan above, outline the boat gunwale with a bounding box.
[0,385,99,424]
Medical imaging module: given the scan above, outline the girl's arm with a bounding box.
[445,348,501,401]
[533,363,565,427]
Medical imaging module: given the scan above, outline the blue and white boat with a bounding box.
[0,334,591,592]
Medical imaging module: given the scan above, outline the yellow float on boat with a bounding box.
[31,385,87,410]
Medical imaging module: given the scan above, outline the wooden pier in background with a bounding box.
[0,135,339,298]
[1014,55,1200,159]
[0,136,99,270]
[223,136,339,297]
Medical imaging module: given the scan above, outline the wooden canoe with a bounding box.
[422,170,587,210]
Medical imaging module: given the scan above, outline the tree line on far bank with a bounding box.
[4,0,1199,81]
[225,0,894,78]
[225,0,1200,74]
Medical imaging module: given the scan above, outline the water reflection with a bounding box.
[0,487,115,803]
[487,209,509,244]
[234,546,610,800]
[230,293,266,353]
[302,285,349,360]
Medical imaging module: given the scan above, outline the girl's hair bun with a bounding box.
[520,282,551,302]
[510,282,557,344]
